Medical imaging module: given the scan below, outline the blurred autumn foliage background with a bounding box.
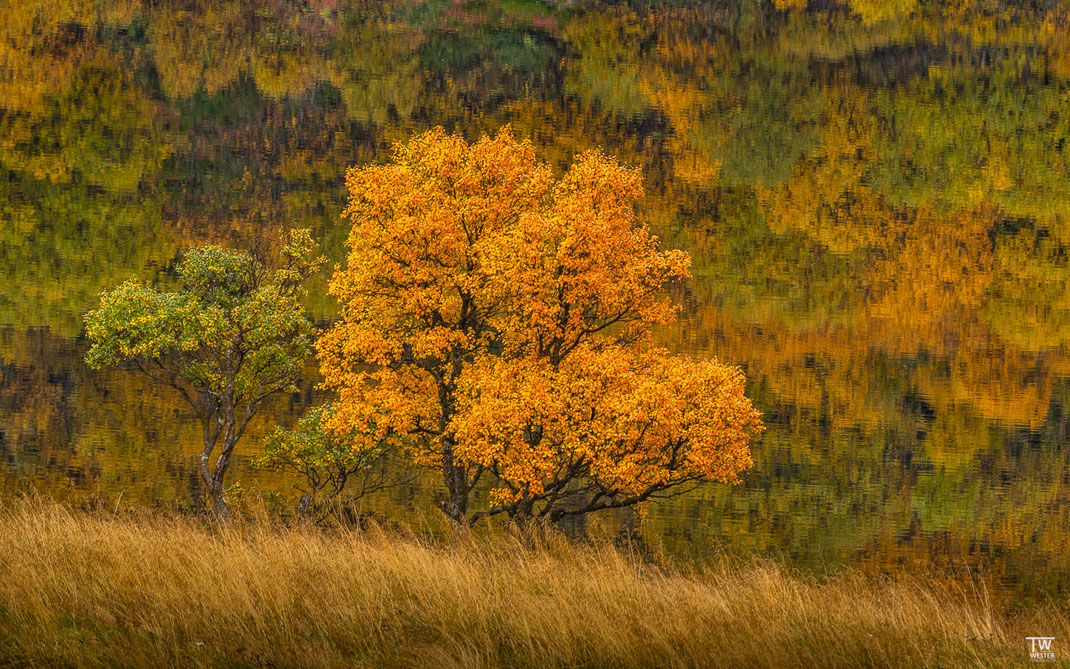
[3,0,1070,601]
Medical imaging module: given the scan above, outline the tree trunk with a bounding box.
[200,397,237,521]
[512,497,535,526]
[200,418,229,520]
[208,426,239,521]
[207,477,230,520]
[440,434,469,524]
[200,441,232,521]
[437,371,470,525]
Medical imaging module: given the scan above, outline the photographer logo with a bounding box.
[1027,637,1055,662]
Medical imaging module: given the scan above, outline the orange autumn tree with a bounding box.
[319,127,764,525]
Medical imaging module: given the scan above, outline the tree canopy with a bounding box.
[318,127,764,524]
[256,403,402,510]
[85,229,323,517]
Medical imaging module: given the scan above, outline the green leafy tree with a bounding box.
[256,403,402,512]
[84,229,323,518]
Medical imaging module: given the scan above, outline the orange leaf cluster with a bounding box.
[319,126,763,522]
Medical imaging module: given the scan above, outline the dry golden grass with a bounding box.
[0,499,1065,668]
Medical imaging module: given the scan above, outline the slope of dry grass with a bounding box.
[0,499,1065,668]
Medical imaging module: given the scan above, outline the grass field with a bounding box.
[0,499,1065,667]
